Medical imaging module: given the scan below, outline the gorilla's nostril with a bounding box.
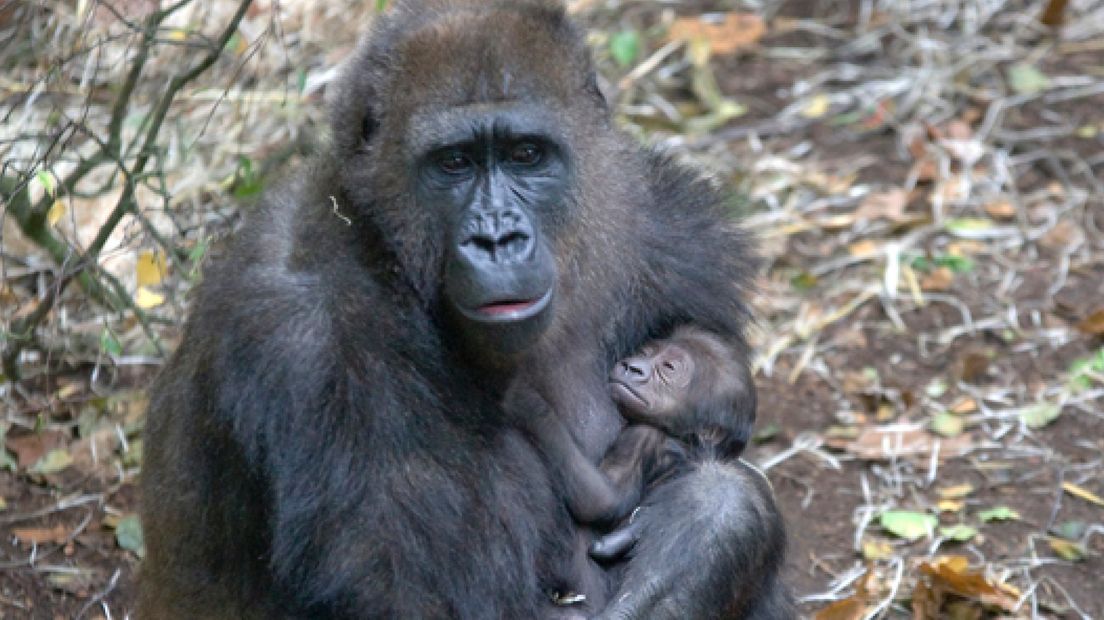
[463,235,498,260]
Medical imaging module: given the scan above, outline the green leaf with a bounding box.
[752,423,780,444]
[1021,402,1061,429]
[939,524,978,542]
[609,30,641,68]
[115,514,146,557]
[789,271,817,291]
[224,33,242,53]
[1051,520,1086,541]
[935,255,975,273]
[375,0,389,12]
[30,448,73,474]
[100,328,123,357]
[296,68,308,95]
[978,506,1019,522]
[1008,63,1050,95]
[930,411,965,437]
[1068,348,1104,391]
[879,510,937,541]
[925,378,949,398]
[233,156,264,199]
[36,170,55,197]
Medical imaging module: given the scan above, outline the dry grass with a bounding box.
[2,0,1103,617]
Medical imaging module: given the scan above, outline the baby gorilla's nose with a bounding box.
[617,358,652,383]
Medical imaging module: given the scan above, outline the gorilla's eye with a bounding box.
[437,150,474,175]
[508,142,543,166]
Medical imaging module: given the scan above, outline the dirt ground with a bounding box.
[1,0,1102,618]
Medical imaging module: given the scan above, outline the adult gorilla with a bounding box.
[138,0,790,618]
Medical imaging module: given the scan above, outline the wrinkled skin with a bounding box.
[138,1,793,618]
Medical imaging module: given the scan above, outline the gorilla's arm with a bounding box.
[597,461,791,620]
[140,242,557,619]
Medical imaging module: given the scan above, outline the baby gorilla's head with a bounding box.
[609,326,754,456]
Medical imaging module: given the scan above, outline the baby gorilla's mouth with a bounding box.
[609,380,648,410]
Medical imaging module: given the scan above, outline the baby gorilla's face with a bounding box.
[609,339,700,422]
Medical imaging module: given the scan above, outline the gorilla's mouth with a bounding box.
[609,381,648,410]
[459,287,554,324]
[480,300,539,316]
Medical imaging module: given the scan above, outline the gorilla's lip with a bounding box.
[458,287,553,324]
[609,380,648,409]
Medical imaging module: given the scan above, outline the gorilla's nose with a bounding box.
[459,210,535,264]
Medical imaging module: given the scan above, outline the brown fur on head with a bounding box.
[325,0,629,329]
[330,0,606,166]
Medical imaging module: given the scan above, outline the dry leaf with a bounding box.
[983,200,1016,220]
[136,250,168,287]
[1062,481,1104,507]
[46,199,67,227]
[135,287,166,309]
[937,499,964,513]
[957,351,990,383]
[949,398,977,414]
[862,538,895,560]
[5,430,68,469]
[1040,0,1069,27]
[939,484,975,499]
[826,426,974,462]
[1076,308,1104,336]
[920,266,954,291]
[1039,219,1085,251]
[917,555,1020,612]
[801,94,831,119]
[70,428,122,480]
[910,157,939,183]
[847,240,879,257]
[814,598,867,620]
[856,188,909,222]
[668,13,766,55]
[13,524,71,545]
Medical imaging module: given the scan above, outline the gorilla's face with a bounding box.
[413,104,570,355]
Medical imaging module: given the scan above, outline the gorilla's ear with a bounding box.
[585,71,611,113]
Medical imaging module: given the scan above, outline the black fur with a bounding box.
[139,1,793,618]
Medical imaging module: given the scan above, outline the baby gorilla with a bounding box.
[510,326,758,611]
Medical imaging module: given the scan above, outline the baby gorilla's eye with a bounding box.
[508,142,543,166]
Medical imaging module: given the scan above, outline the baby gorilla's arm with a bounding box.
[505,384,651,525]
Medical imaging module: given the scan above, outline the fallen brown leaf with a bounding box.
[957,351,991,383]
[1076,308,1104,336]
[1062,481,1104,507]
[5,430,68,469]
[13,524,71,545]
[668,13,766,55]
[826,426,975,461]
[920,266,954,291]
[70,428,122,480]
[983,200,1016,220]
[856,188,909,222]
[814,598,867,620]
[1039,219,1085,251]
[916,555,1020,612]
